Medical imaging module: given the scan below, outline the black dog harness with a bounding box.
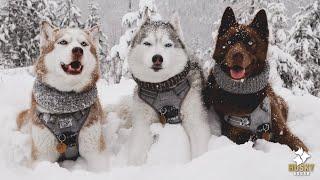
[133,62,191,124]
[37,108,90,161]
[224,97,272,139]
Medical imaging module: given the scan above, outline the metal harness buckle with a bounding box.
[226,115,251,127]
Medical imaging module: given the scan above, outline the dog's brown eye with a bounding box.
[81,42,88,47]
[165,43,173,48]
[58,40,68,45]
[143,42,152,46]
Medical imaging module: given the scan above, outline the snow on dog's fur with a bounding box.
[16,21,106,163]
[125,14,218,165]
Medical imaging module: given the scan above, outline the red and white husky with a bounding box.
[16,21,105,162]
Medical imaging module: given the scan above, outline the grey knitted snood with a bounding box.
[213,64,270,94]
[33,79,97,114]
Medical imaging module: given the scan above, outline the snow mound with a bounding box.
[0,67,319,179]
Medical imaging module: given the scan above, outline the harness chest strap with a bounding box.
[138,79,190,124]
[134,62,192,124]
[36,107,90,161]
[224,97,272,139]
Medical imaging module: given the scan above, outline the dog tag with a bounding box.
[159,114,166,125]
[56,142,67,154]
[262,132,271,141]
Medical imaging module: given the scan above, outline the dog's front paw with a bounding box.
[9,131,33,166]
[127,131,152,166]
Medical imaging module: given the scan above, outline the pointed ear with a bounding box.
[141,7,151,25]
[87,25,100,44]
[170,12,184,39]
[218,7,237,35]
[249,9,269,38]
[40,21,57,47]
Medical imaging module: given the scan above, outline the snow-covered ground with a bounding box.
[0,67,319,180]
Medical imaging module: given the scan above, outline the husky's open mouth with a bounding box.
[61,61,83,75]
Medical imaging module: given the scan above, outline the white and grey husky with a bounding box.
[126,14,212,165]
[16,21,105,162]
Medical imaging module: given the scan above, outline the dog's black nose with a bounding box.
[233,52,243,62]
[152,54,163,65]
[72,47,83,57]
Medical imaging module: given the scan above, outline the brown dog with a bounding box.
[204,7,308,152]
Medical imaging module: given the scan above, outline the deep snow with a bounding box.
[0,67,319,180]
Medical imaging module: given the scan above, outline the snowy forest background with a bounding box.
[0,0,319,97]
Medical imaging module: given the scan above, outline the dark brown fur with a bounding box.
[204,7,308,151]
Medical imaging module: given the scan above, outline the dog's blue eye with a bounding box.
[165,43,173,48]
[81,42,88,47]
[58,40,68,45]
[143,42,152,46]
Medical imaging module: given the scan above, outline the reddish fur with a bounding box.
[16,110,29,130]
[16,24,105,159]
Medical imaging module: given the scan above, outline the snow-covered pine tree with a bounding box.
[267,1,289,48]
[54,0,83,28]
[40,0,59,25]
[268,45,307,93]
[287,1,320,96]
[265,1,307,92]
[85,0,109,80]
[0,1,11,68]
[109,0,161,84]
[0,0,47,68]
[201,20,221,77]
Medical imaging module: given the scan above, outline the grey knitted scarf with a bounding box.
[213,64,270,94]
[33,80,98,114]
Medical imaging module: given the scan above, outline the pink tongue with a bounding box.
[230,69,246,79]
[67,65,73,71]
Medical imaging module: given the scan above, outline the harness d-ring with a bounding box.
[58,134,66,142]
[261,123,270,132]
[257,123,270,133]
[160,107,167,115]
